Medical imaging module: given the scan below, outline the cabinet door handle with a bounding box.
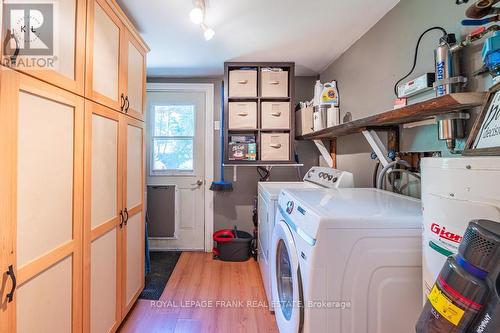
[124,96,130,113]
[120,94,125,111]
[124,208,129,226]
[270,144,282,149]
[268,81,280,85]
[6,265,16,303]
[270,112,282,117]
[3,29,20,66]
[119,210,124,228]
[237,112,249,116]
[237,80,248,84]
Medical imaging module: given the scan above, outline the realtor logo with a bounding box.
[2,3,54,67]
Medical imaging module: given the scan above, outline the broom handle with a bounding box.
[220,81,225,181]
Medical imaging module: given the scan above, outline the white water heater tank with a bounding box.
[421,157,500,301]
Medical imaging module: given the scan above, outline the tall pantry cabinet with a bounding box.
[0,69,85,333]
[0,0,149,332]
[83,102,145,333]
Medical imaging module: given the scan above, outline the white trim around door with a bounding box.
[146,82,214,252]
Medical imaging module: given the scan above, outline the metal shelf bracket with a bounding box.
[362,130,392,167]
[313,140,334,167]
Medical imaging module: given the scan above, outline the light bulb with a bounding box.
[204,28,215,41]
[189,7,204,25]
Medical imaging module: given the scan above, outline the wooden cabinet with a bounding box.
[121,31,147,121]
[1,1,147,331]
[83,102,144,333]
[83,101,122,333]
[0,0,87,95]
[86,0,147,119]
[0,69,84,333]
[86,0,124,111]
[121,116,145,314]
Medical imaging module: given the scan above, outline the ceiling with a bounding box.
[117,0,400,77]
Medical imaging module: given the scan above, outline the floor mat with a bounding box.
[139,251,182,300]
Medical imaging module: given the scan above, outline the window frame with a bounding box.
[149,103,197,176]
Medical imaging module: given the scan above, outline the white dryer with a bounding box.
[258,167,353,310]
[271,188,422,333]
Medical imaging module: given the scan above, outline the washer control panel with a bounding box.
[303,167,354,188]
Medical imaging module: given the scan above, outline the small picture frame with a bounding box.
[463,82,500,156]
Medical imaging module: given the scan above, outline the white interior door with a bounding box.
[147,90,206,250]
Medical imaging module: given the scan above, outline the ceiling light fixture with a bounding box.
[202,24,215,41]
[190,0,215,41]
[189,6,204,25]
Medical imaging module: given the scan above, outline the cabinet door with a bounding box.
[120,115,145,316]
[121,30,146,121]
[86,0,124,111]
[83,101,122,333]
[0,0,86,94]
[0,70,84,333]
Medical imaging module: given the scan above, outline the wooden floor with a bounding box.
[118,252,278,333]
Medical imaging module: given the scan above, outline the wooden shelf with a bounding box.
[228,97,290,101]
[296,92,487,140]
[223,163,303,167]
[260,97,291,101]
[224,160,298,165]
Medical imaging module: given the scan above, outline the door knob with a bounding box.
[192,180,203,186]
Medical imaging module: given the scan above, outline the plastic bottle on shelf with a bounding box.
[321,80,339,106]
[313,80,323,107]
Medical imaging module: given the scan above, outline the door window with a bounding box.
[276,238,294,320]
[151,105,195,173]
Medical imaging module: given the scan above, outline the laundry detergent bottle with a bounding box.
[321,80,339,106]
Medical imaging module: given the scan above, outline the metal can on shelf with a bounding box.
[313,105,330,131]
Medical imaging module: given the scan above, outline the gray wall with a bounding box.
[320,0,492,187]
[147,76,319,233]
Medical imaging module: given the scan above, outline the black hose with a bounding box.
[372,162,380,188]
[393,27,448,98]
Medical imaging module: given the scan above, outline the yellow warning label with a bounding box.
[428,285,465,326]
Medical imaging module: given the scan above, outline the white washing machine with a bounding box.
[421,157,500,299]
[271,188,422,333]
[258,167,353,310]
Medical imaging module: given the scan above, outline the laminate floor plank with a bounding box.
[118,252,278,333]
